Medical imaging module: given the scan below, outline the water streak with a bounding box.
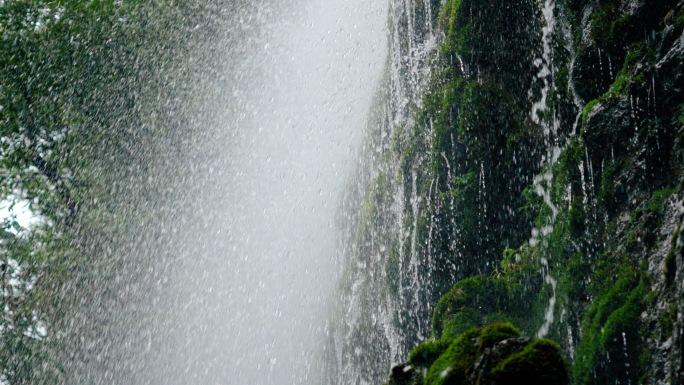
[531,0,560,339]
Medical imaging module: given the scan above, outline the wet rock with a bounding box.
[388,363,417,385]
[466,337,530,385]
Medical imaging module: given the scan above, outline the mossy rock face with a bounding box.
[573,270,649,385]
[387,324,569,385]
[431,276,508,339]
[431,262,542,341]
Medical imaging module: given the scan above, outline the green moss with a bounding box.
[606,44,646,97]
[660,304,678,341]
[599,281,647,347]
[582,99,599,126]
[441,308,483,339]
[555,66,569,93]
[409,339,453,369]
[590,7,614,44]
[598,159,618,211]
[573,268,648,385]
[431,275,507,339]
[426,328,481,385]
[406,324,569,385]
[567,198,586,236]
[385,242,402,297]
[439,0,471,60]
[647,188,676,213]
[491,339,569,385]
[479,322,521,352]
[437,0,461,32]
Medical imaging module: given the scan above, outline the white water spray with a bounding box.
[75,1,390,384]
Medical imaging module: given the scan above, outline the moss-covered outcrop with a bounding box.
[430,260,543,340]
[385,323,569,385]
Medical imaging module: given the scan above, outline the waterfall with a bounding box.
[141,2,387,384]
[44,1,387,384]
[323,1,442,383]
[7,0,684,383]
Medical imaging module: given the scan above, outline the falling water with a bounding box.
[323,1,441,383]
[383,0,441,355]
[530,0,560,339]
[54,1,387,384]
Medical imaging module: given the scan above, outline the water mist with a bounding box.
[64,1,388,384]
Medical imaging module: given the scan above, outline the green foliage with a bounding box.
[0,0,220,382]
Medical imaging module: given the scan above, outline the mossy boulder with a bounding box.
[386,324,569,385]
[426,328,482,385]
[490,339,569,385]
[478,323,521,353]
[431,263,542,340]
[431,276,509,339]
